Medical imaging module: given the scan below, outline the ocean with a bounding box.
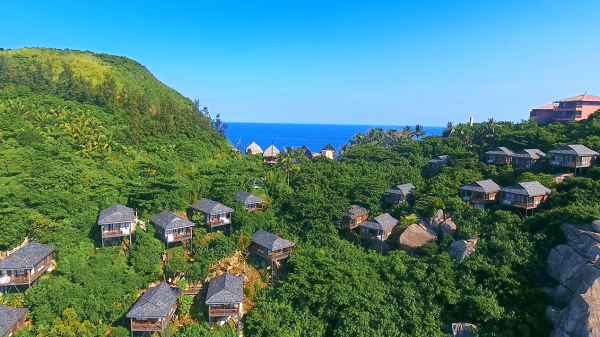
[225,122,445,153]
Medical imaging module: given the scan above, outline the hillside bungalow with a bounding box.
[0,304,28,337]
[245,141,263,155]
[459,180,501,207]
[530,94,600,125]
[321,142,337,159]
[510,149,546,169]
[126,282,180,337]
[342,205,370,230]
[0,241,55,292]
[427,155,449,171]
[190,199,234,233]
[500,181,551,214]
[385,184,415,204]
[263,143,280,163]
[484,147,514,165]
[301,144,313,159]
[150,210,195,249]
[549,145,599,171]
[206,273,244,327]
[233,191,266,212]
[97,203,136,248]
[359,213,399,242]
[250,229,295,262]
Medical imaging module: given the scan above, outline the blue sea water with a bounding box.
[225,122,445,153]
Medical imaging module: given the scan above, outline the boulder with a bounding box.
[441,323,475,337]
[546,223,600,336]
[592,220,600,233]
[399,223,437,252]
[429,209,457,235]
[445,238,477,262]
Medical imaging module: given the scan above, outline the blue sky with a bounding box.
[2,1,600,126]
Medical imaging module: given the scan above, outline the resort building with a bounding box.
[500,181,551,215]
[548,145,599,171]
[206,273,244,327]
[190,199,234,233]
[530,94,600,125]
[385,184,415,204]
[0,304,28,337]
[126,282,180,337]
[459,180,501,208]
[342,205,370,230]
[484,147,514,165]
[510,149,546,169]
[263,143,280,163]
[233,191,266,211]
[359,213,399,242]
[250,229,295,263]
[150,210,195,250]
[97,203,136,248]
[245,141,263,155]
[321,142,337,159]
[427,155,449,171]
[0,241,55,293]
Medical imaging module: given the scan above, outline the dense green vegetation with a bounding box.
[1,47,600,336]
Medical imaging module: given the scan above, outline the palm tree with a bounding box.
[442,121,455,137]
[277,147,309,185]
[403,126,414,139]
[414,125,426,140]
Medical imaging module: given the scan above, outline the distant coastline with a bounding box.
[225,122,445,152]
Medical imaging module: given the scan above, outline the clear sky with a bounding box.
[2,1,600,126]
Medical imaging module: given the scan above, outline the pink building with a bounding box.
[530,94,600,124]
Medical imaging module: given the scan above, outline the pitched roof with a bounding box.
[345,205,369,218]
[321,142,336,153]
[245,141,263,155]
[399,223,437,252]
[532,103,558,110]
[205,272,244,305]
[150,210,195,230]
[510,149,546,159]
[126,283,180,319]
[252,229,295,251]
[360,213,398,231]
[263,143,280,158]
[0,304,28,336]
[385,184,415,195]
[233,191,265,205]
[500,181,551,196]
[484,147,514,156]
[459,179,501,193]
[549,144,600,156]
[190,199,234,215]
[301,144,313,158]
[0,241,55,270]
[554,94,600,103]
[427,155,449,164]
[98,203,136,225]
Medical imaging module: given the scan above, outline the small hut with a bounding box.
[190,199,234,233]
[127,283,180,337]
[484,147,514,165]
[427,155,449,171]
[263,143,280,163]
[500,181,551,215]
[510,149,545,169]
[206,273,244,328]
[233,191,266,211]
[321,142,337,159]
[459,179,501,207]
[343,205,370,230]
[301,143,313,159]
[385,184,415,204]
[245,141,263,155]
[98,203,136,248]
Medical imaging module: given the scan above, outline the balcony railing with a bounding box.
[167,233,192,242]
[131,320,165,331]
[102,227,130,238]
[207,218,231,227]
[209,307,240,317]
[0,275,31,285]
[502,200,538,209]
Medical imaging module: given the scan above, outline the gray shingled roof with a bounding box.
[301,144,313,158]
[205,273,244,305]
[345,205,369,218]
[428,155,449,164]
[510,149,546,160]
[263,144,280,158]
[190,199,234,215]
[98,203,135,225]
[150,210,195,230]
[549,144,599,156]
[485,147,514,155]
[500,181,551,196]
[385,184,415,195]
[251,229,295,251]
[321,142,336,152]
[459,180,501,193]
[360,213,398,231]
[233,191,266,205]
[126,283,180,319]
[0,241,55,270]
[0,304,28,336]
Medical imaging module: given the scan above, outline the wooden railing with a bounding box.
[168,233,192,242]
[131,320,165,331]
[209,307,239,317]
[102,228,130,238]
[207,218,231,227]
[0,275,31,285]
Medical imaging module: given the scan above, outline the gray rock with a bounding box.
[429,209,457,234]
[445,238,477,262]
[452,323,476,337]
[592,220,600,233]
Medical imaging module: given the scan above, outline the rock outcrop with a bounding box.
[445,238,477,262]
[545,222,600,337]
[429,209,457,235]
[399,223,437,252]
[442,323,476,337]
